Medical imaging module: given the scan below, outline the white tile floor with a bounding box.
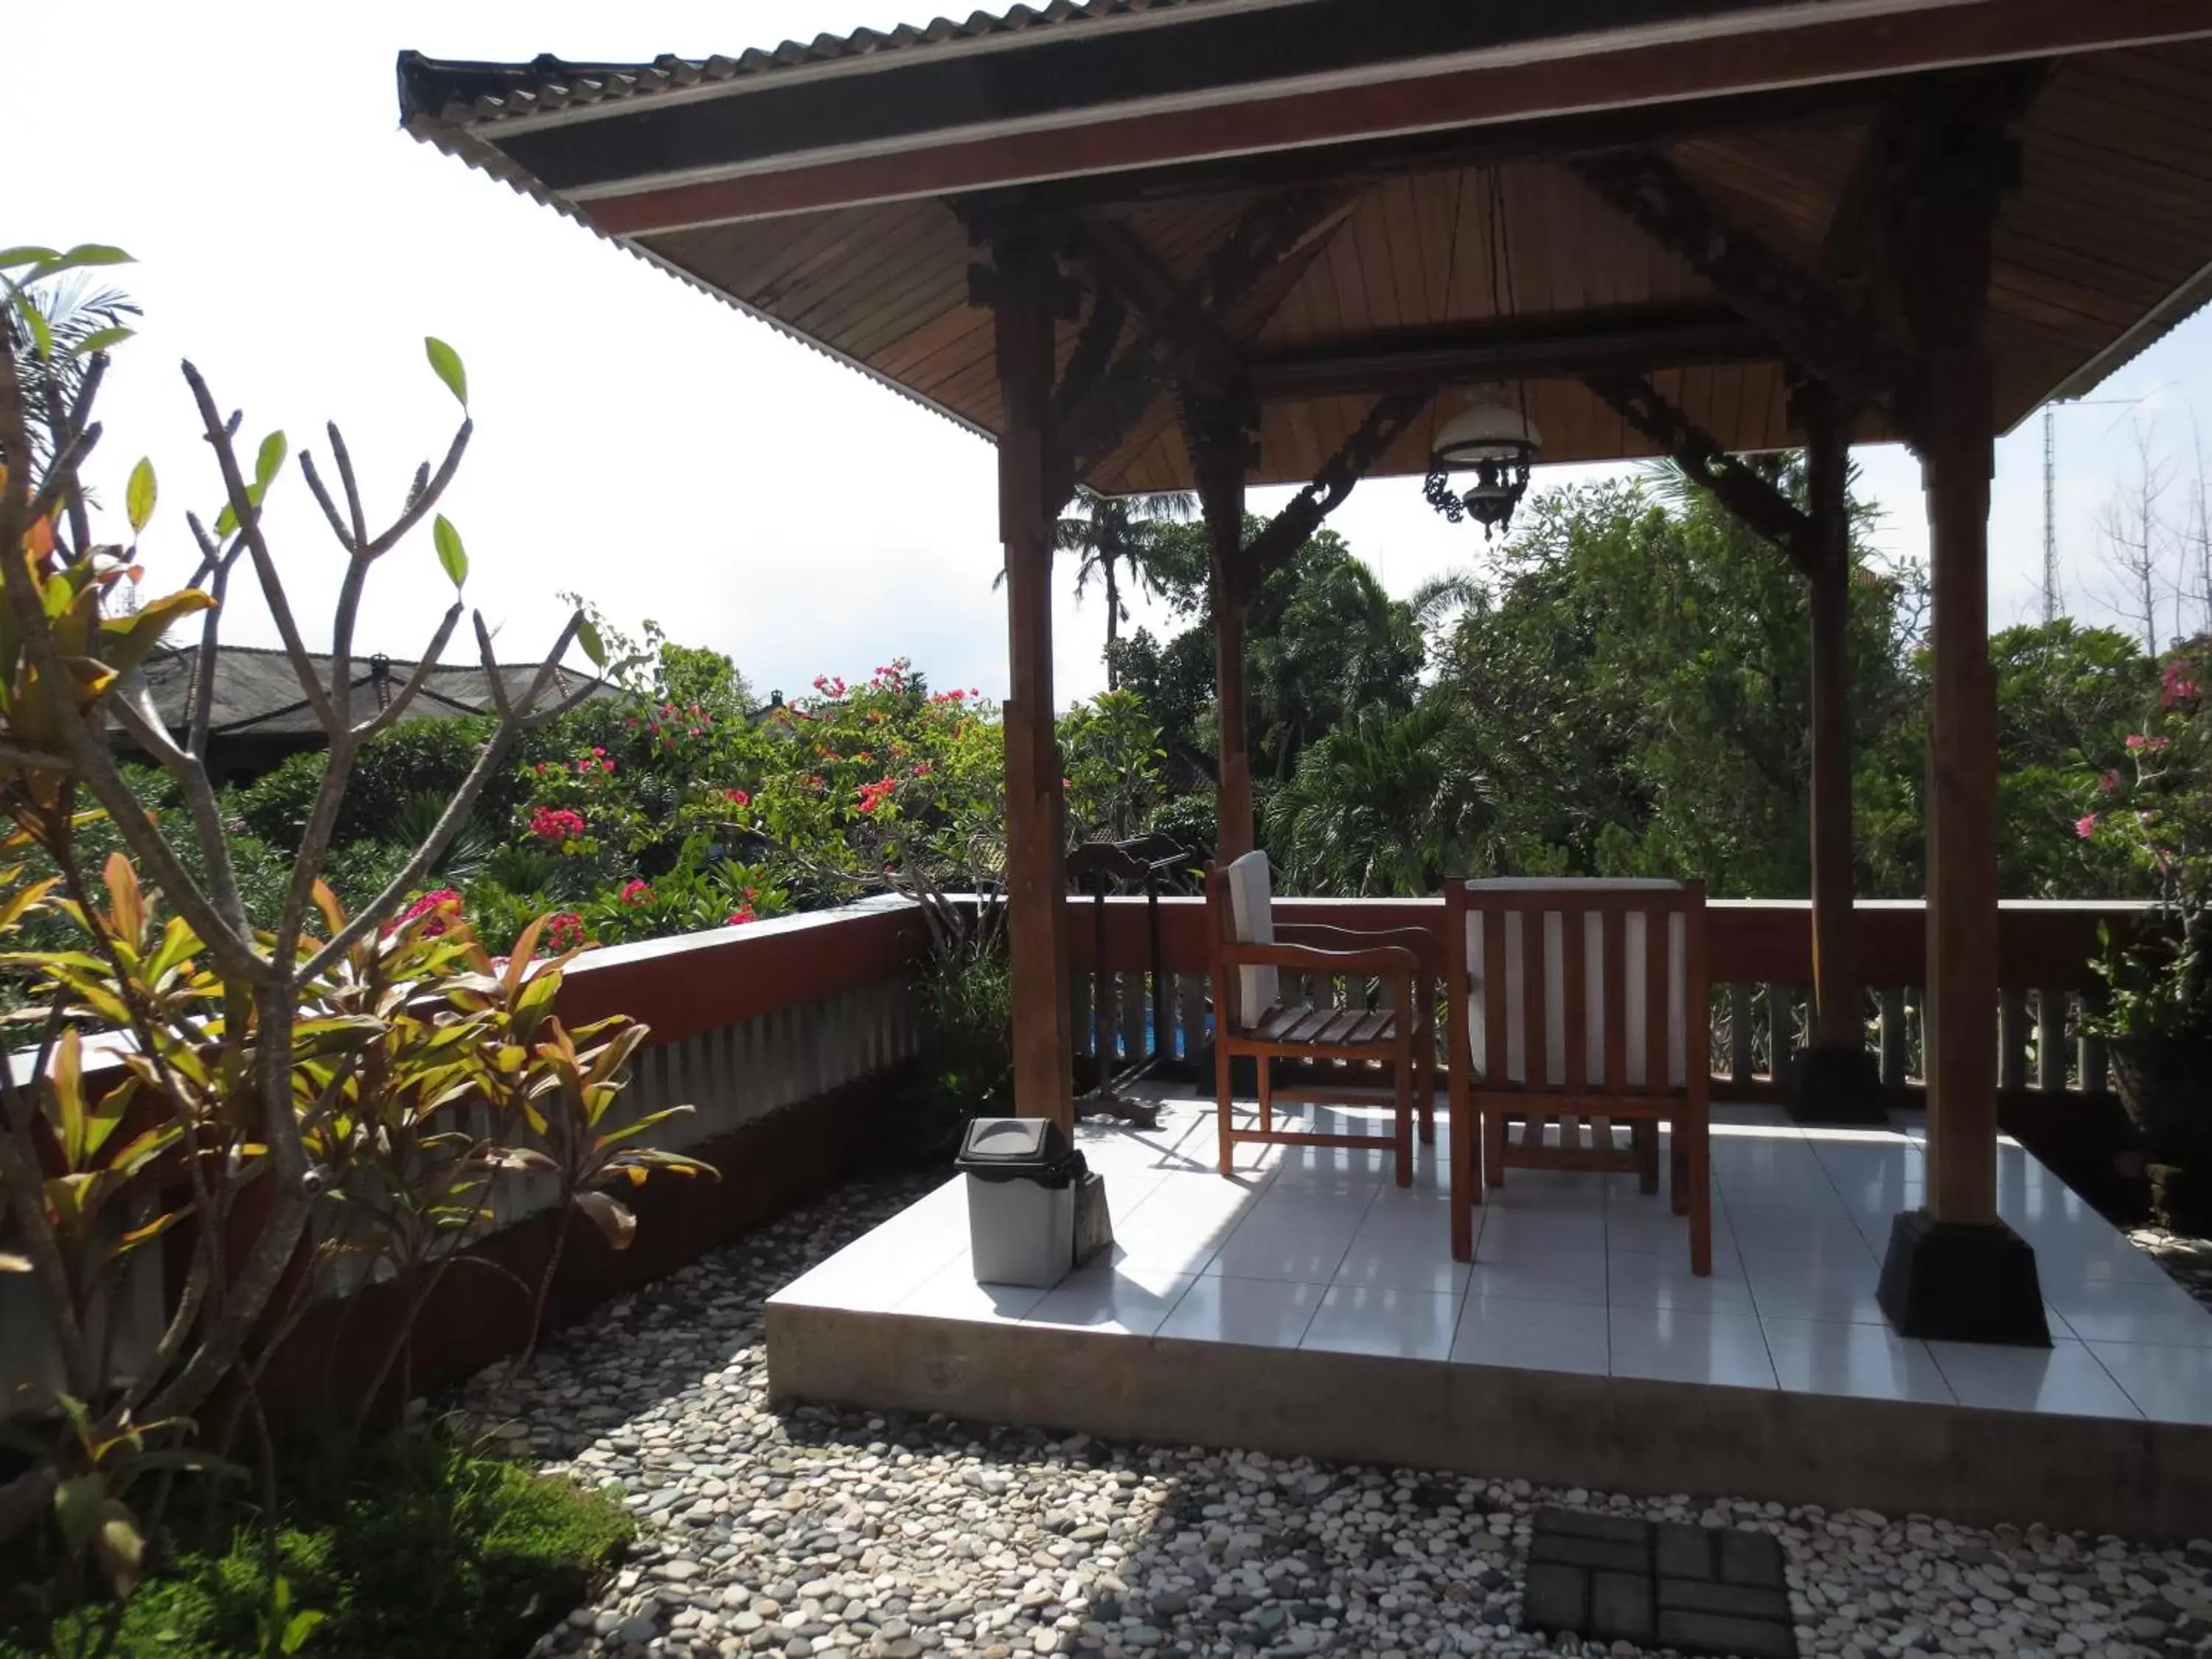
[769,1093,2212,1425]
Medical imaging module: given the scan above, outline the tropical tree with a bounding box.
[1039,487,1200,686]
[1267,702,1497,895]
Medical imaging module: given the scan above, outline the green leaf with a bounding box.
[254,431,288,491]
[71,325,133,358]
[433,515,468,589]
[10,291,52,359]
[577,618,606,668]
[283,1608,327,1653]
[214,501,238,539]
[126,459,156,535]
[53,1475,103,1552]
[0,246,60,271]
[424,337,467,408]
[50,243,133,272]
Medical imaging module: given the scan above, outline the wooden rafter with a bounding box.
[1583,372,1812,572]
[1570,150,1916,437]
[1248,303,1772,402]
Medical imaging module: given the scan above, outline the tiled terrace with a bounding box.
[768,1094,2212,1537]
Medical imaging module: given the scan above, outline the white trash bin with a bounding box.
[956,1117,1085,1287]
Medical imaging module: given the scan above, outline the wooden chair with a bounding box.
[1207,852,1436,1186]
[1444,878,1712,1273]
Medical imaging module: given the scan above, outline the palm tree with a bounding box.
[1265,702,1500,896]
[998,487,1198,687]
[2,274,140,477]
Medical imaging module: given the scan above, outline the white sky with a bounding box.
[18,2,2212,709]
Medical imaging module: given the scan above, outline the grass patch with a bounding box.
[1,1431,630,1659]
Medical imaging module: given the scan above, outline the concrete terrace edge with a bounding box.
[765,1302,2212,1541]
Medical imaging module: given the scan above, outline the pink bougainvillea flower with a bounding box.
[2162,661,2198,706]
[912,761,933,776]
[397,888,462,937]
[2098,770,2119,793]
[2126,733,2171,752]
[529,806,587,844]
[2076,814,2098,839]
[620,878,653,905]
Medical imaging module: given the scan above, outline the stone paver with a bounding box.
[445,1175,2212,1659]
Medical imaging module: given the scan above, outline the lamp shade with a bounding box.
[1431,402,1543,466]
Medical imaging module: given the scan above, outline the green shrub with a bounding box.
[0,1436,631,1659]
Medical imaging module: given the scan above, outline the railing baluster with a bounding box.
[1121,968,1149,1065]
[1728,983,1753,1083]
[1177,973,1206,1066]
[2036,987,2067,1094]
[1071,968,1093,1060]
[1879,987,1906,1087]
[2000,987,2028,1092]
[1773,985,1804,1088]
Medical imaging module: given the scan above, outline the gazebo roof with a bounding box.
[400,1,2212,490]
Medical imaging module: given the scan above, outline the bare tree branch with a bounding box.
[179,359,336,732]
[296,729,518,981]
[364,420,470,559]
[296,448,358,553]
[111,689,247,936]
[327,422,369,551]
[356,602,463,737]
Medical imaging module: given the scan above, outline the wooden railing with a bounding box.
[1066,894,2148,1106]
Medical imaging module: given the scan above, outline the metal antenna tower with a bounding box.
[2043,406,2059,622]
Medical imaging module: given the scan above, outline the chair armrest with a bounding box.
[1220,941,1422,977]
[1275,922,1439,968]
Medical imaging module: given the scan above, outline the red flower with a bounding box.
[911,761,932,776]
[2163,661,2198,706]
[398,888,462,936]
[725,908,757,926]
[620,878,653,905]
[2076,813,2099,839]
[722,788,751,807]
[545,911,586,951]
[2126,733,2171,753]
[530,806,587,844]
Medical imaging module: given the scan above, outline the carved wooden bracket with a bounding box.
[1585,372,1814,573]
[1242,387,1437,582]
[1571,150,1916,439]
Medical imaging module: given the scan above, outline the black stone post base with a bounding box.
[1789,1043,1886,1125]
[1877,1209,2051,1346]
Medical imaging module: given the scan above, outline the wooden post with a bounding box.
[1874,102,2048,1345]
[1802,383,1858,1054]
[1189,399,1255,864]
[1919,370,2000,1226]
[990,235,1075,1133]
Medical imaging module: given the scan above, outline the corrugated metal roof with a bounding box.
[123,644,615,742]
[397,0,1231,129]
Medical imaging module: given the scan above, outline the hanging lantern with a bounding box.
[1423,400,1540,538]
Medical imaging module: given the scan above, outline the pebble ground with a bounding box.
[451,1177,2212,1659]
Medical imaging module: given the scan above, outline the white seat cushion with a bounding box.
[1224,850,1279,1027]
[1461,877,1688,1089]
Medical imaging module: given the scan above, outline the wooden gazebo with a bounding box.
[400,0,2212,1343]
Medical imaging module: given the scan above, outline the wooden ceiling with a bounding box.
[616,41,2212,493]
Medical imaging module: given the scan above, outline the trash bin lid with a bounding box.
[956,1117,1078,1181]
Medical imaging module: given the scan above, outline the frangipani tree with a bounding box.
[0,242,617,1550]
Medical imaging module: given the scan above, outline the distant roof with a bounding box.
[124,644,616,743]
